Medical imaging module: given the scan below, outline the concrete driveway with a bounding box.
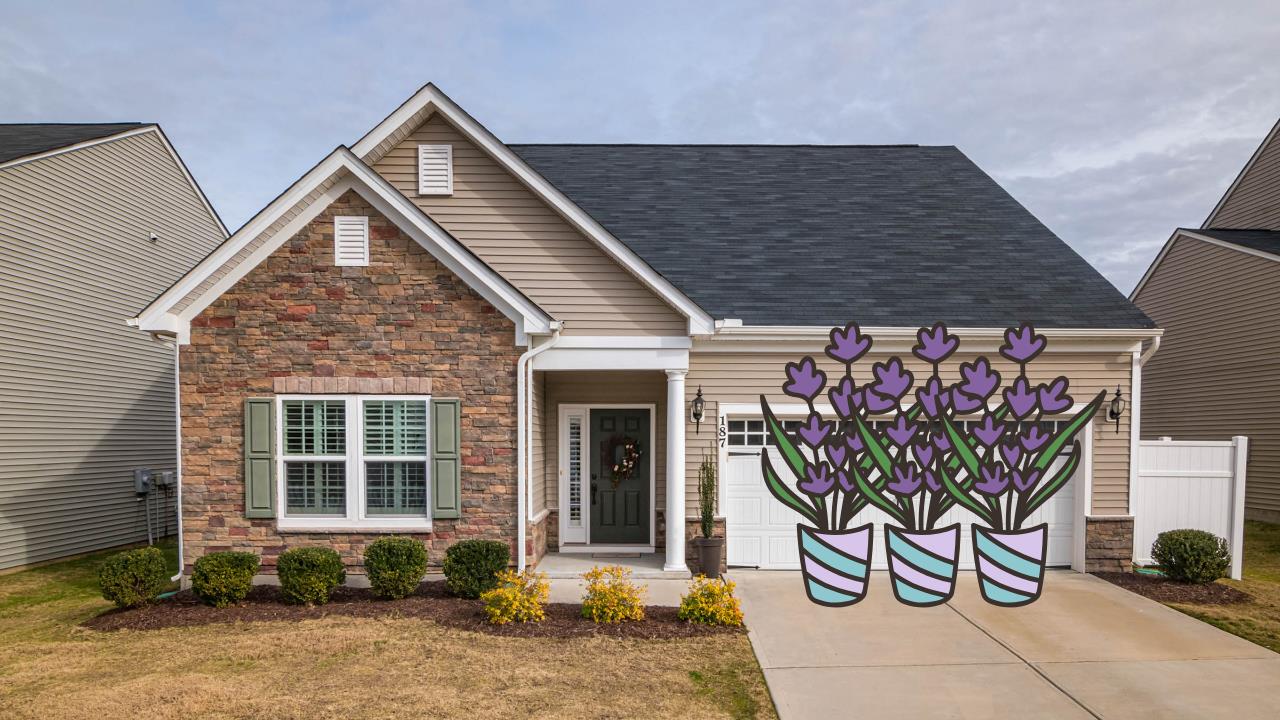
[731,570,1280,719]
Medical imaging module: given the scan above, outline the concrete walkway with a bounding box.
[731,570,1280,720]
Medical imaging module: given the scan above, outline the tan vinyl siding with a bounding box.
[1134,236,1280,519]
[371,115,687,336]
[684,349,1134,516]
[1211,125,1280,230]
[541,371,668,523]
[0,131,224,569]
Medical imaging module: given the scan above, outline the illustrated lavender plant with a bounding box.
[760,320,1104,608]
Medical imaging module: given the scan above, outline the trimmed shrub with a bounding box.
[481,570,549,624]
[364,537,428,600]
[192,551,260,607]
[581,565,645,623]
[277,547,346,605]
[442,540,510,599]
[678,575,744,626]
[98,546,168,609]
[1151,529,1231,584]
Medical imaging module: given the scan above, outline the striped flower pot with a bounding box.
[885,523,961,607]
[797,523,873,607]
[973,523,1049,607]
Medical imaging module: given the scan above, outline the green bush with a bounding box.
[98,546,168,609]
[363,537,428,600]
[1151,529,1231,584]
[191,551,260,607]
[276,547,346,605]
[442,540,510,598]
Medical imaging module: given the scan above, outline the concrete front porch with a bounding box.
[534,551,690,579]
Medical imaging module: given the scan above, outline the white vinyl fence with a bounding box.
[1133,436,1248,579]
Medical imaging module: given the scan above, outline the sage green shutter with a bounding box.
[244,398,276,518]
[431,399,461,519]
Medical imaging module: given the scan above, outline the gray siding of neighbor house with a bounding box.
[1208,120,1280,230]
[1134,235,1280,522]
[0,130,224,569]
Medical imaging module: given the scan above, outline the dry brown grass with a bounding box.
[0,547,775,720]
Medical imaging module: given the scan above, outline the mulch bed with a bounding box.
[82,581,742,639]
[1095,572,1252,605]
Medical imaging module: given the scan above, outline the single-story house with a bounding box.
[132,84,1158,577]
[0,123,226,570]
[1132,116,1280,523]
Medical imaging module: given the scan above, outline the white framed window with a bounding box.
[333,215,369,267]
[417,144,453,196]
[276,395,431,530]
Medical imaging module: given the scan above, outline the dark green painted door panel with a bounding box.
[589,409,650,544]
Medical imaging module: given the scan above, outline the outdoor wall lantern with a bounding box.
[691,385,706,434]
[1107,385,1126,434]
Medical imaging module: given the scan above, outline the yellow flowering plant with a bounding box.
[480,569,549,625]
[580,565,646,623]
[678,575,744,626]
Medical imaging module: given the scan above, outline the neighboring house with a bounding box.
[0,123,227,570]
[133,84,1157,578]
[1132,117,1280,524]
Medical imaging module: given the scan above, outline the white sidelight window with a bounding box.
[333,215,370,267]
[417,144,453,196]
[277,395,431,530]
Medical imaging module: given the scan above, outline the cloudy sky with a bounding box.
[3,1,1278,293]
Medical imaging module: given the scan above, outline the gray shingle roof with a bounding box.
[0,123,145,165]
[1191,228,1280,258]
[510,144,1154,329]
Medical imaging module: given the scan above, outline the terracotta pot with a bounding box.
[884,523,961,607]
[797,523,873,607]
[694,537,725,579]
[973,523,1049,607]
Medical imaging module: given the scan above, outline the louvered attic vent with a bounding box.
[417,143,453,196]
[333,215,369,267]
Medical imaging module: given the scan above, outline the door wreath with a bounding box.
[603,434,643,489]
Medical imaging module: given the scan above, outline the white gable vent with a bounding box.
[417,143,453,196]
[333,215,369,267]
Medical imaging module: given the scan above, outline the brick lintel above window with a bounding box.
[272,377,434,395]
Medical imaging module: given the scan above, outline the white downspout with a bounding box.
[1126,335,1161,522]
[166,336,184,582]
[516,323,562,571]
[1139,335,1161,366]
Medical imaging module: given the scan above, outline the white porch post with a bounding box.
[664,369,687,571]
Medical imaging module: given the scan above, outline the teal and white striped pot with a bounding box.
[972,523,1048,607]
[797,523,873,607]
[884,523,961,607]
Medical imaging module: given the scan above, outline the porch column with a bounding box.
[664,369,687,571]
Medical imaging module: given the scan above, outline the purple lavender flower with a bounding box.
[923,470,942,493]
[999,442,1022,469]
[1038,377,1073,414]
[1020,425,1049,453]
[973,415,1006,447]
[837,469,856,493]
[796,412,834,448]
[825,441,848,468]
[828,376,858,419]
[1011,468,1041,493]
[932,432,952,453]
[1003,377,1038,419]
[783,356,827,401]
[845,433,865,453]
[870,358,914,400]
[912,442,934,468]
[917,377,952,418]
[887,463,922,496]
[885,414,918,447]
[799,462,835,496]
[863,388,897,414]
[952,390,984,414]
[826,322,872,364]
[999,323,1047,365]
[957,358,1001,400]
[912,322,960,365]
[975,464,1009,496]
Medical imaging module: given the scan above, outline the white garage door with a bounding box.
[724,418,1077,570]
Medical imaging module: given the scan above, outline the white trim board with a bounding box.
[1201,116,1280,229]
[131,146,554,345]
[701,325,1159,355]
[350,83,714,336]
[1130,228,1280,301]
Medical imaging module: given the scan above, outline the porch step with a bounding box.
[534,552,691,580]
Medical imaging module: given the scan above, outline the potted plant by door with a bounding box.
[694,458,724,578]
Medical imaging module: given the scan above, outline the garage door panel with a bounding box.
[725,421,1078,571]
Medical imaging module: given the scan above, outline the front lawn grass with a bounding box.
[1162,520,1280,653]
[0,544,775,719]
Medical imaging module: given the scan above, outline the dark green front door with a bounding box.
[589,409,650,544]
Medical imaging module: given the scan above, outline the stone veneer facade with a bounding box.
[1085,516,1135,573]
[179,190,520,574]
